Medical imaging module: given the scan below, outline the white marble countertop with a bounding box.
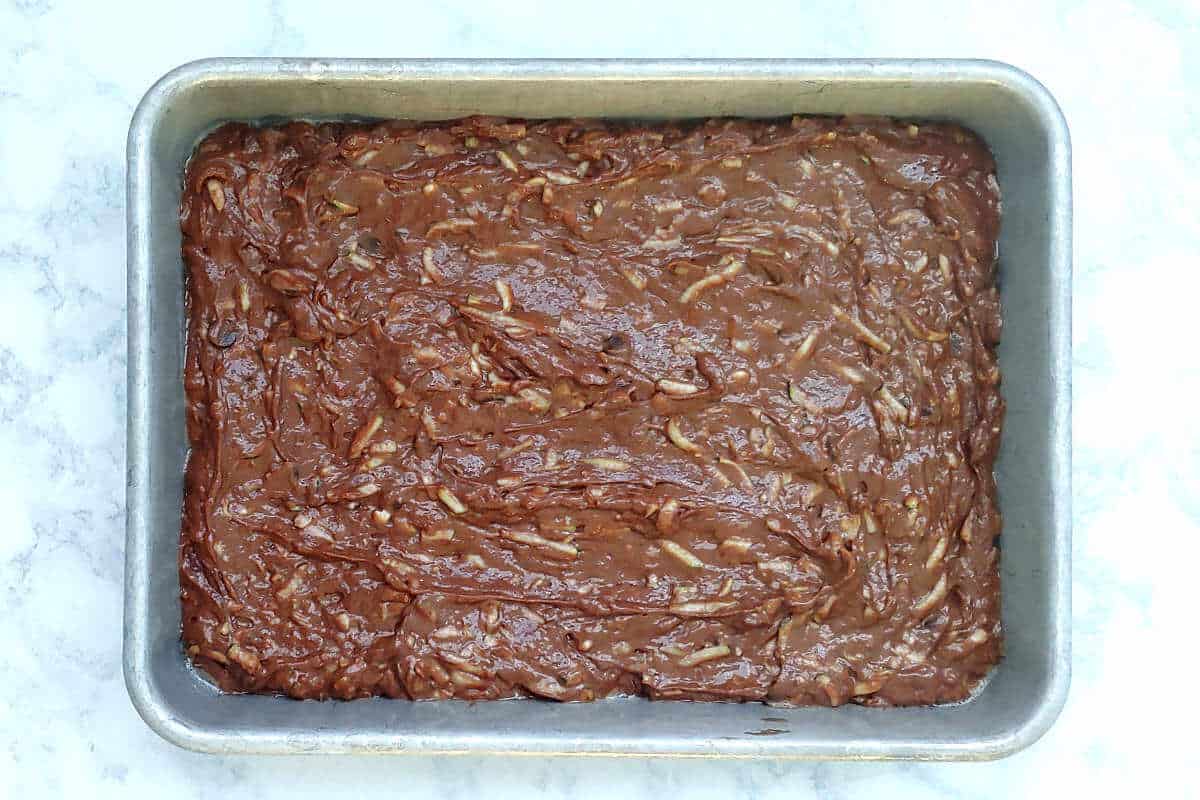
[3,0,1198,795]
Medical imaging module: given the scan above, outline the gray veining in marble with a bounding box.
[2,0,1198,796]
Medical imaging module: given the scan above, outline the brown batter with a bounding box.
[180,115,1003,705]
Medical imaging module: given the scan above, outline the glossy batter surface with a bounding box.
[180,115,1003,705]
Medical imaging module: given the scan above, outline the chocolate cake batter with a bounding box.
[180,115,1003,705]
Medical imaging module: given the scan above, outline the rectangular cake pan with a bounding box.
[126,58,1071,760]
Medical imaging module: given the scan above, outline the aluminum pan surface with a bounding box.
[126,59,1071,759]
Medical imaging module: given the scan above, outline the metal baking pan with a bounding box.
[126,58,1071,759]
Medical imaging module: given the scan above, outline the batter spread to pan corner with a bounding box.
[180,115,1003,705]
